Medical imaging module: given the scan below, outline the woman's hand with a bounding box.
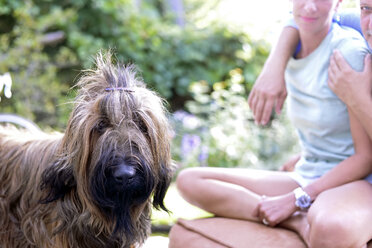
[254,192,298,227]
[248,70,287,126]
[328,50,372,108]
[279,154,301,172]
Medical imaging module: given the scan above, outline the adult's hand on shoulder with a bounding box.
[248,69,287,126]
[328,50,372,107]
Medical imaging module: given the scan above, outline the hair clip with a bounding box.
[105,87,134,92]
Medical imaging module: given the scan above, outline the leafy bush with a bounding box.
[0,1,76,128]
[171,68,299,170]
[0,0,269,129]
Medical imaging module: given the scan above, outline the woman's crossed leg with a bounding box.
[177,168,372,248]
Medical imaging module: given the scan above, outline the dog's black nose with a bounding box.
[114,164,135,182]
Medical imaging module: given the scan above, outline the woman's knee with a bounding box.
[308,206,365,248]
[176,168,204,200]
[307,182,372,248]
[308,213,345,247]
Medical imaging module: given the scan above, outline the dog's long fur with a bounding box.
[0,52,174,248]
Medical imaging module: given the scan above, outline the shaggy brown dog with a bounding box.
[0,52,174,248]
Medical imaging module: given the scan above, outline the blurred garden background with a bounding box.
[0,0,357,246]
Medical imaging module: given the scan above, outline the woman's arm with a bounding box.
[248,26,299,125]
[304,109,372,200]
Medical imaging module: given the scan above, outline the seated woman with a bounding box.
[176,1,372,248]
[248,9,362,127]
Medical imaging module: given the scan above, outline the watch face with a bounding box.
[297,195,311,209]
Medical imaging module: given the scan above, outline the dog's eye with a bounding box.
[133,113,148,134]
[95,120,109,134]
[138,120,148,134]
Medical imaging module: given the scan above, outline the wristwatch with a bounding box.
[293,187,312,210]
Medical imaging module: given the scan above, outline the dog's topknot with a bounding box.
[76,51,143,99]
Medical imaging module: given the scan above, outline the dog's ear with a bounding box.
[39,159,76,204]
[152,163,173,212]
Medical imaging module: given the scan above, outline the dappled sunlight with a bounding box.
[203,0,358,43]
[143,236,170,248]
[195,0,291,44]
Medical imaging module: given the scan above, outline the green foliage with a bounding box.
[171,68,299,170]
[0,0,77,128]
[0,0,269,129]
[120,26,266,100]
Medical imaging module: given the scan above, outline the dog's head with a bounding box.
[40,52,174,243]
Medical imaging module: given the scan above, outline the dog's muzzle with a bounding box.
[113,163,136,183]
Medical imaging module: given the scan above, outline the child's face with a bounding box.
[360,0,372,47]
[292,0,340,35]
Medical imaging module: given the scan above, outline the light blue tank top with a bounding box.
[285,23,369,178]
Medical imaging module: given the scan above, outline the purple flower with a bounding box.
[198,145,209,166]
[173,110,189,122]
[181,134,201,159]
[172,110,200,130]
